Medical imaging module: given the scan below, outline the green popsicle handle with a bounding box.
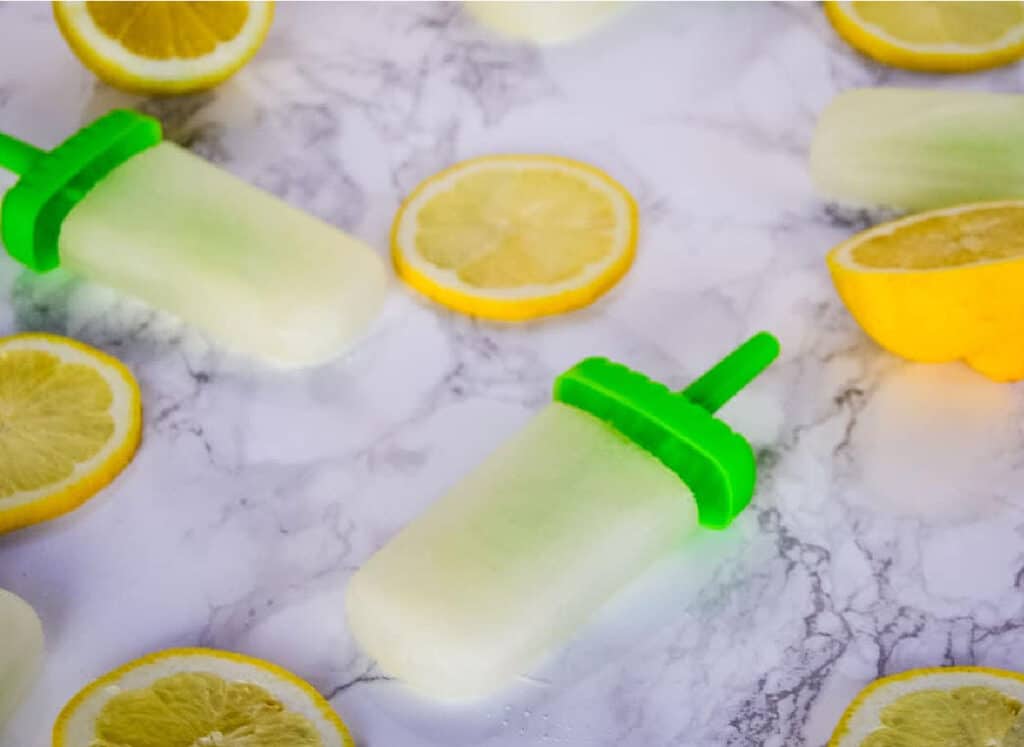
[682,332,780,414]
[0,110,161,272]
[0,132,44,176]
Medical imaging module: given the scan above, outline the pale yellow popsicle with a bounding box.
[345,403,698,700]
[0,589,43,731]
[60,142,388,366]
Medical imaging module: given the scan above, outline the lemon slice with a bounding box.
[53,1,274,95]
[0,333,141,534]
[827,201,1024,382]
[54,648,353,747]
[392,155,638,321]
[829,667,1024,746]
[825,1,1024,72]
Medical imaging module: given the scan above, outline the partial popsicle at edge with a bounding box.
[811,88,1024,212]
[0,589,43,733]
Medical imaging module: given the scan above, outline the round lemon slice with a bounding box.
[827,201,1024,382]
[829,667,1024,746]
[0,333,142,534]
[392,155,638,321]
[825,1,1024,72]
[54,648,354,747]
[53,1,274,95]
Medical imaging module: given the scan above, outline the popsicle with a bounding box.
[0,589,43,731]
[346,333,779,700]
[811,88,1024,212]
[0,110,387,366]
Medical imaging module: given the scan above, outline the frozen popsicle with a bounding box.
[0,110,387,366]
[811,88,1024,212]
[0,589,43,731]
[346,333,779,700]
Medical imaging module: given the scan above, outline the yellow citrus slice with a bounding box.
[825,1,1024,72]
[827,202,1024,382]
[53,648,354,747]
[829,667,1024,746]
[53,1,274,95]
[392,155,638,321]
[0,333,141,534]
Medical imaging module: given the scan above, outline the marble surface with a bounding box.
[2,2,1024,745]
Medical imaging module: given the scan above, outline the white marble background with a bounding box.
[2,2,1024,745]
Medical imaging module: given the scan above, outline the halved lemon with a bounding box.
[54,648,354,747]
[0,333,141,534]
[392,155,638,321]
[825,1,1024,72]
[827,202,1024,382]
[53,1,274,95]
[829,667,1024,746]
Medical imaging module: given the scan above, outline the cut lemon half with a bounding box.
[0,333,141,534]
[53,648,354,747]
[392,155,638,321]
[827,201,1024,382]
[829,667,1024,746]
[53,1,274,95]
[825,1,1024,72]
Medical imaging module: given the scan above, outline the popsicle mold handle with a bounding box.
[0,132,44,175]
[554,332,781,529]
[0,109,162,272]
[682,332,780,414]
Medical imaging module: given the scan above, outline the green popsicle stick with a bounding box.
[0,132,44,175]
[554,332,780,529]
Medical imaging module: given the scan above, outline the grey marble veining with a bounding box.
[2,3,1024,746]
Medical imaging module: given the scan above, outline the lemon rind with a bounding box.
[826,0,1024,73]
[0,333,142,535]
[827,200,1024,275]
[829,666,1024,746]
[392,154,639,321]
[52,647,354,747]
[52,1,274,95]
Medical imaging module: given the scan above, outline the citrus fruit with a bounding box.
[829,667,1024,746]
[825,1,1024,72]
[53,648,354,747]
[0,589,44,731]
[392,154,638,321]
[827,201,1024,382]
[53,1,274,95]
[0,333,142,534]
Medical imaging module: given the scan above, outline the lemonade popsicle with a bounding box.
[346,334,779,700]
[811,88,1024,211]
[0,110,387,366]
[0,589,43,731]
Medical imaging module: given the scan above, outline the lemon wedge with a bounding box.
[829,667,1024,746]
[54,648,354,747]
[825,1,1024,72]
[53,1,274,94]
[0,333,141,534]
[827,202,1024,382]
[392,155,638,321]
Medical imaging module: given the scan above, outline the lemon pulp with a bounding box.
[91,672,322,747]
